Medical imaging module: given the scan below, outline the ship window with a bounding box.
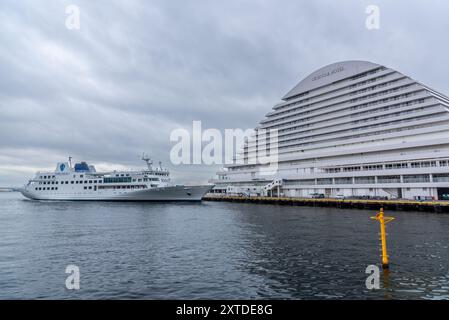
[84,186,87,190]
[52,182,55,185]
[94,180,97,183]
[98,181,102,183]
[80,175,84,178]
[71,181,74,184]
[56,182,58,184]
[89,180,92,184]
[51,187,54,190]
[84,181,87,184]
[104,177,132,183]
[88,186,92,190]
[35,188,38,190]
[55,187,58,190]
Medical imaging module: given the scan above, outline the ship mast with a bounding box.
[141,153,153,171]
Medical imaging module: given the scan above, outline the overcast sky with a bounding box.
[1,0,449,186]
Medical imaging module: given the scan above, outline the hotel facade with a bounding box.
[211,61,449,200]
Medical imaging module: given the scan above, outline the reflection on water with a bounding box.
[0,192,448,299]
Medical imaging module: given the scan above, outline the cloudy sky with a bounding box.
[1,0,448,186]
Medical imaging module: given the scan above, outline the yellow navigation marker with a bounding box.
[371,208,395,269]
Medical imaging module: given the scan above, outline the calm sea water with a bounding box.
[0,192,448,300]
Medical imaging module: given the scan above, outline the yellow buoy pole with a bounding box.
[371,208,395,269]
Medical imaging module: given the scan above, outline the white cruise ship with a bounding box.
[211,60,449,201]
[20,156,213,201]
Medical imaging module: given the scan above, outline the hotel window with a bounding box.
[355,177,375,184]
[317,178,333,185]
[335,177,353,184]
[377,176,401,183]
[432,174,449,182]
[386,163,408,169]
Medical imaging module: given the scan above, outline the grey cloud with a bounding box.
[1,0,449,186]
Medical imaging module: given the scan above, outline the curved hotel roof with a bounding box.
[282,61,381,100]
[233,60,449,168]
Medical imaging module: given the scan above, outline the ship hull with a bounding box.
[20,185,213,202]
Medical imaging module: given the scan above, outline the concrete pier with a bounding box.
[203,195,449,213]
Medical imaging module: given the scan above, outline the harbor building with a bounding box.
[211,61,449,200]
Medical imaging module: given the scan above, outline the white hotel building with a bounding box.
[212,61,449,200]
